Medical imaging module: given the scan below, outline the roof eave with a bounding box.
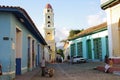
[0,6,47,45]
[101,0,120,10]
[68,23,107,41]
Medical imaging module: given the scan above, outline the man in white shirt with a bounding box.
[41,57,46,76]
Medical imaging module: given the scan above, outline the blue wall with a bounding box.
[0,12,42,78]
[10,13,41,70]
[0,13,13,72]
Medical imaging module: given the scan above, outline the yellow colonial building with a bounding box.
[43,3,56,62]
[101,0,120,62]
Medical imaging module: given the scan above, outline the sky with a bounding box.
[0,0,106,47]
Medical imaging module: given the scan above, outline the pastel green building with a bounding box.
[69,22,109,61]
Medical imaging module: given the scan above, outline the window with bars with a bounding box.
[93,38,102,59]
[70,43,76,57]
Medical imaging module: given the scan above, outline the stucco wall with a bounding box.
[70,30,108,61]
[106,3,120,57]
[0,12,43,78]
[0,13,14,72]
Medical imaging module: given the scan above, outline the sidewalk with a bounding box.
[16,67,41,80]
[97,63,120,74]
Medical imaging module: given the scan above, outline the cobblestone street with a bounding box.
[19,62,120,80]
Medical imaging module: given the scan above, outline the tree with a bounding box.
[68,29,84,38]
[57,49,64,59]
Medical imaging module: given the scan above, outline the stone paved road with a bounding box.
[31,62,120,80]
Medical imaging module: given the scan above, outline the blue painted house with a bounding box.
[69,22,109,61]
[0,6,47,79]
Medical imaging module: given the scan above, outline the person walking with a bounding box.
[41,57,46,76]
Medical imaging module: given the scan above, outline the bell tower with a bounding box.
[43,3,56,62]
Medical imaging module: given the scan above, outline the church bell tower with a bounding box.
[43,3,56,62]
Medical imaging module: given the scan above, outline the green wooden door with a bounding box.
[70,43,76,57]
[87,40,92,59]
[77,42,83,57]
[93,38,102,60]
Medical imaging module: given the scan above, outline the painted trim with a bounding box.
[28,34,36,41]
[16,25,22,31]
[16,26,23,58]
[3,71,15,75]
[21,67,27,71]
[28,34,33,38]
[3,67,27,75]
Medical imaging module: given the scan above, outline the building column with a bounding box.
[106,7,120,58]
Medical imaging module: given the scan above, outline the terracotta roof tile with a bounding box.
[45,3,52,9]
[69,22,107,40]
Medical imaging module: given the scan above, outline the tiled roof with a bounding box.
[68,22,107,40]
[0,5,47,45]
[45,3,52,9]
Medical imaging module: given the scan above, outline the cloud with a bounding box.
[55,27,69,47]
[38,24,44,37]
[87,11,106,27]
